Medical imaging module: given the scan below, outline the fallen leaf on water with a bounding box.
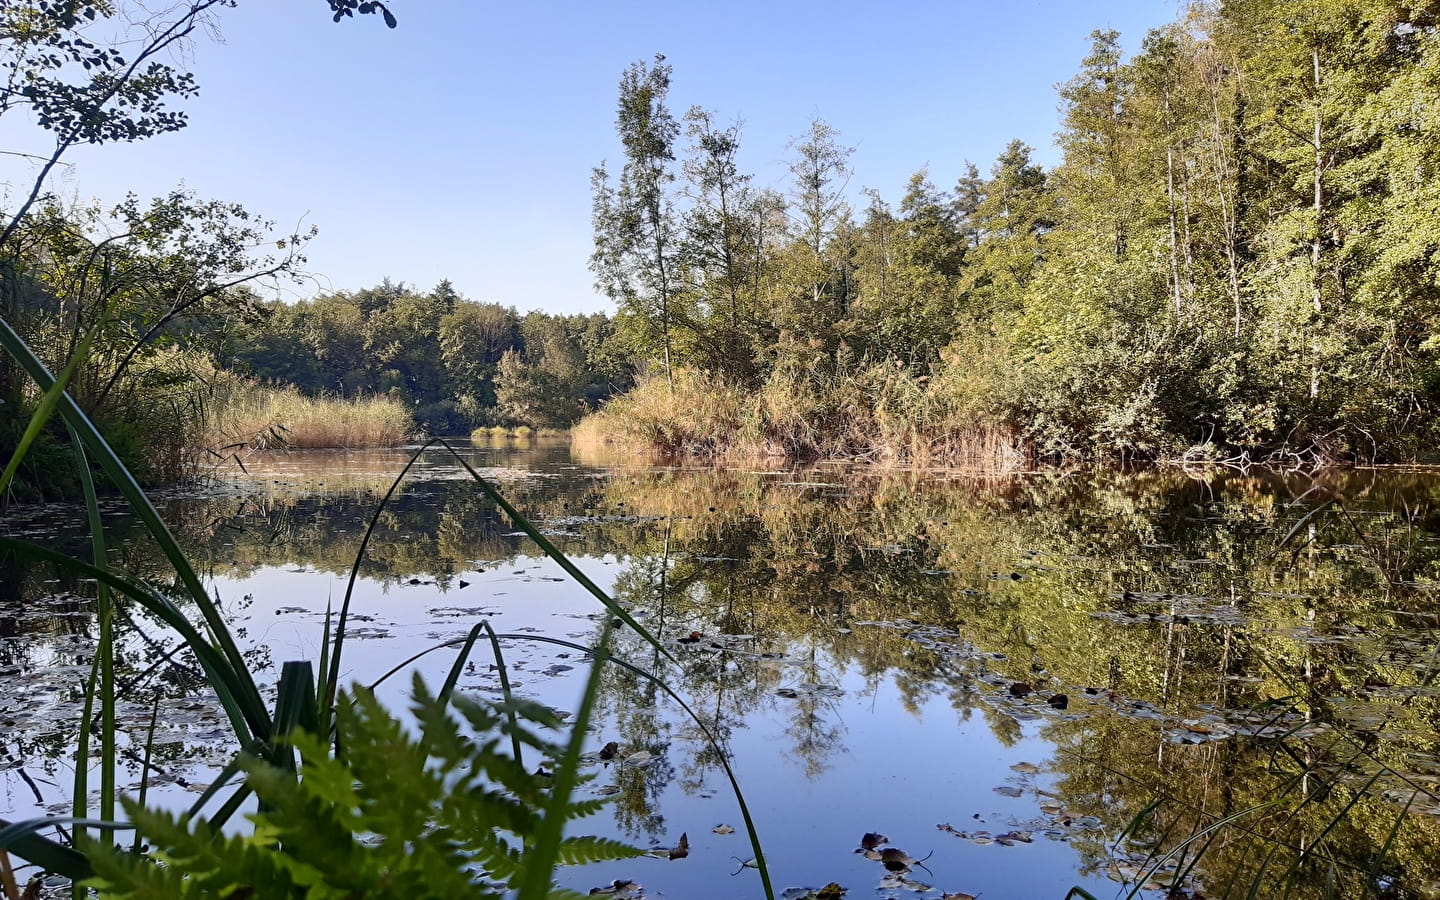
[878,847,916,871]
[624,750,653,766]
[942,893,978,900]
[599,741,620,760]
[713,824,735,834]
[588,879,642,897]
[667,832,689,860]
[1008,682,1033,697]
[1009,762,1040,774]
[993,786,1024,798]
[860,832,889,850]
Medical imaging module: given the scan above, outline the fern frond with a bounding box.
[553,835,648,866]
[82,678,641,899]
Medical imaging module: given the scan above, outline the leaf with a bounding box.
[860,832,889,850]
[712,824,735,835]
[667,832,688,860]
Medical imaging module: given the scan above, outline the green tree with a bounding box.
[591,55,686,389]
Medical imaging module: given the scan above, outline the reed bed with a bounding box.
[203,377,412,450]
[572,363,1030,470]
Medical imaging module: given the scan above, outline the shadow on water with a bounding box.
[3,436,1440,897]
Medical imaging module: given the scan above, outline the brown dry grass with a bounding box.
[203,377,412,450]
[573,351,1032,471]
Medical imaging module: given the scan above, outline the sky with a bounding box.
[1,0,1184,315]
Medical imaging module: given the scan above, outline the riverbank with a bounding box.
[571,367,1030,469]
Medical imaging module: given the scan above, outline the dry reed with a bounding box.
[203,376,412,450]
[574,362,1031,470]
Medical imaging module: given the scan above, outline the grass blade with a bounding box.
[0,819,93,882]
[0,317,271,746]
[67,424,116,829]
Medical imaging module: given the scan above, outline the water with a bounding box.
[3,436,1440,898]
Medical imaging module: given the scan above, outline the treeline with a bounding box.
[219,280,634,433]
[588,1,1440,463]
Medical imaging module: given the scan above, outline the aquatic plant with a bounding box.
[0,320,775,898]
[81,676,644,898]
[202,373,413,450]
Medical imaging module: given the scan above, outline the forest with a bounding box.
[8,1,1440,483]
[585,1,1440,465]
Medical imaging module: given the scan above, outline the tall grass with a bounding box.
[202,374,412,450]
[574,356,1030,469]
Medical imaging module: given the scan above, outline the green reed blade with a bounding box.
[316,604,333,728]
[477,622,526,767]
[0,537,256,751]
[1365,789,1412,892]
[67,424,115,827]
[0,317,96,498]
[0,818,95,881]
[273,661,318,773]
[437,623,484,707]
[324,443,429,738]
[515,618,614,899]
[482,632,775,900]
[133,694,161,854]
[0,317,271,745]
[436,437,675,664]
[72,644,100,883]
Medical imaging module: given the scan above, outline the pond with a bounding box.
[3,435,1440,899]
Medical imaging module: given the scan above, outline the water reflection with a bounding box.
[3,441,1440,897]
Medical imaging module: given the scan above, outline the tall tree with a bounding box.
[591,54,685,389]
[679,107,764,383]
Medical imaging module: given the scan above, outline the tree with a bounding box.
[591,54,685,389]
[679,107,765,383]
[772,118,854,372]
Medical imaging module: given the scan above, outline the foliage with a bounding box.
[81,676,644,899]
[222,285,631,434]
[586,3,1440,464]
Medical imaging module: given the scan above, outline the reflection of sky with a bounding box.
[7,444,1440,896]
[566,674,1100,900]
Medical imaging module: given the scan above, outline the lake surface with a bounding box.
[3,436,1440,898]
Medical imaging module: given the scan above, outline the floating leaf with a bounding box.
[860,832,889,849]
[993,785,1023,798]
[589,880,643,897]
[713,824,735,835]
[667,832,689,860]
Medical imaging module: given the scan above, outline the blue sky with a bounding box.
[3,0,1182,314]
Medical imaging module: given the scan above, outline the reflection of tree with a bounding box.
[8,448,1440,892]
[582,465,1440,895]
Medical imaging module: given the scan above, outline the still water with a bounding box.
[3,435,1440,898]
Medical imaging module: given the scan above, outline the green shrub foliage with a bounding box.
[82,676,642,899]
